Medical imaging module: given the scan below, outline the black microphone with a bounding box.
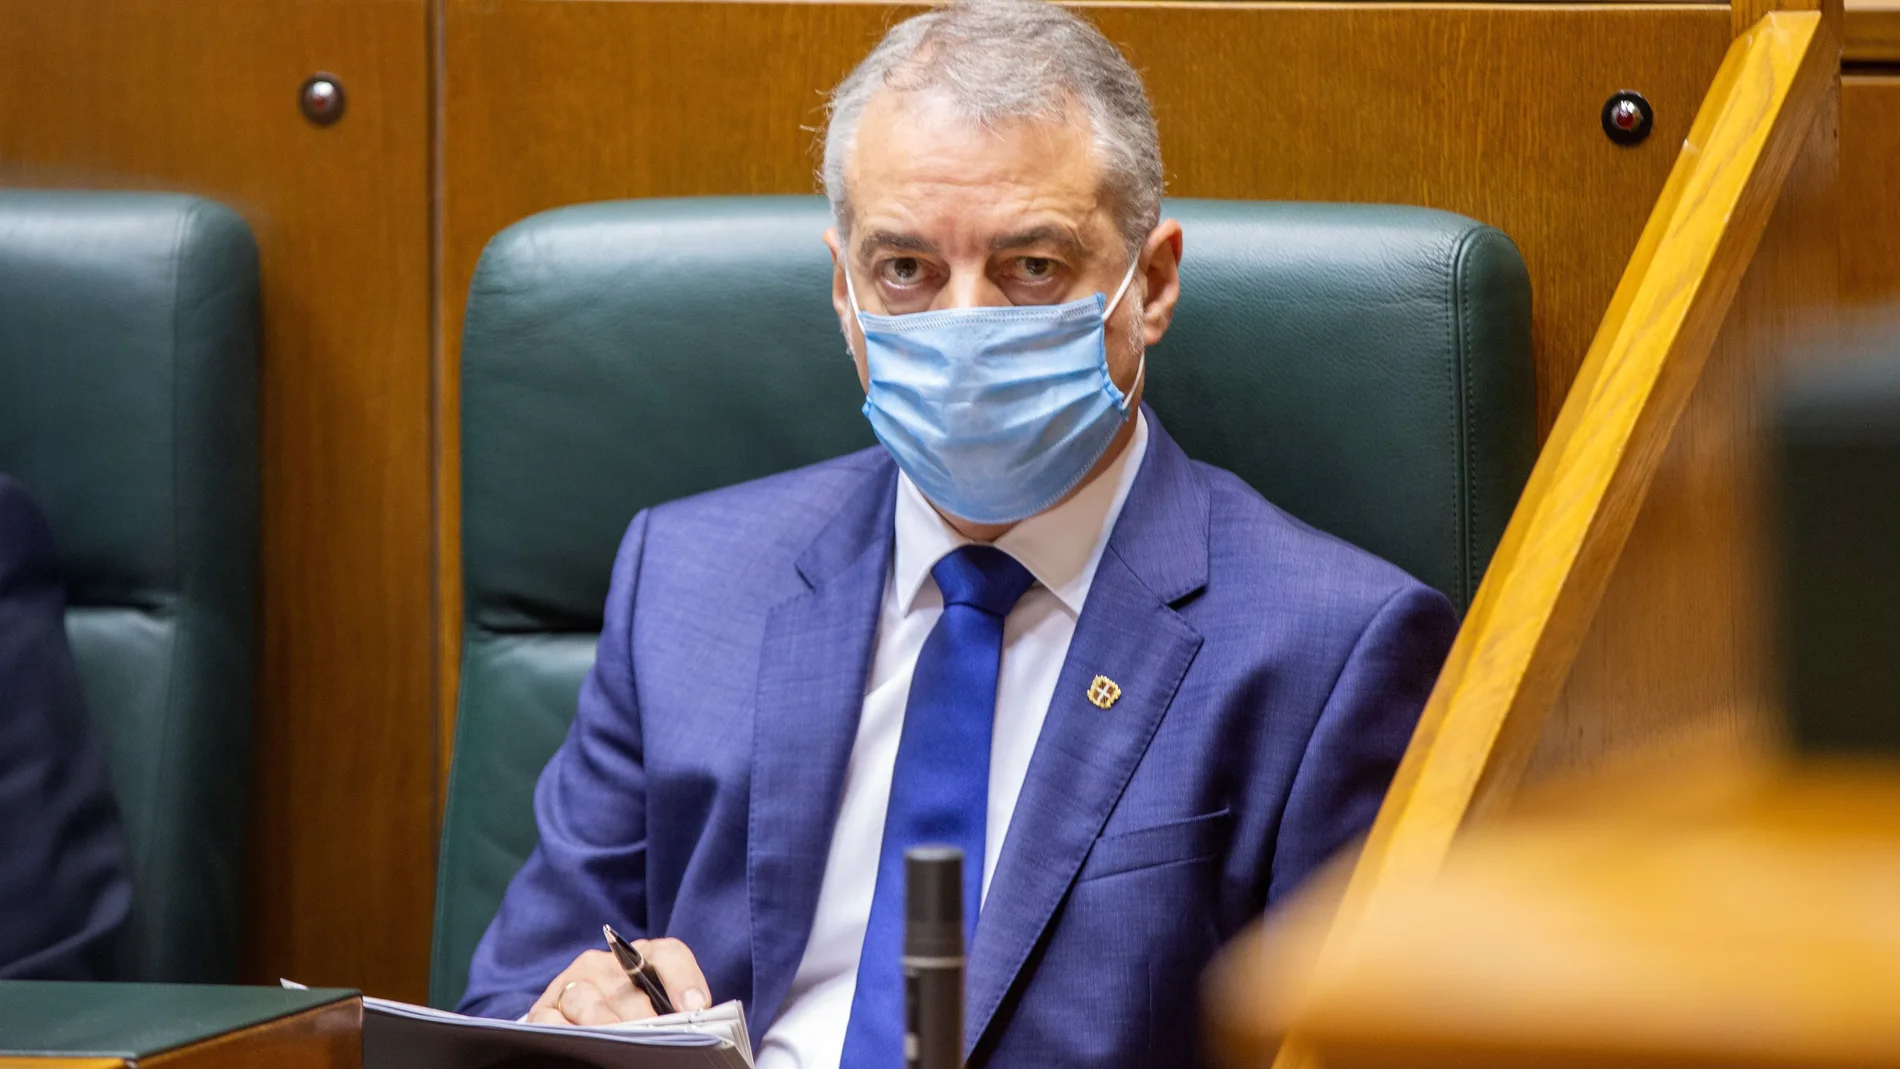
[904,845,965,1069]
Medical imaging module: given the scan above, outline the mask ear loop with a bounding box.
[842,263,865,320]
[1103,257,1141,322]
[842,263,872,372]
[1104,257,1145,415]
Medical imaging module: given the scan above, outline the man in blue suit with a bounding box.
[461,0,1457,1064]
[0,474,131,979]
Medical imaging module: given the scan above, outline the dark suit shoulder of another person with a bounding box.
[0,474,132,980]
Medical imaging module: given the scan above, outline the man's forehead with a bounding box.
[846,89,1114,248]
[857,89,1096,170]
[859,223,1087,256]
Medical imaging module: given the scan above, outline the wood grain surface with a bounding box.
[1737,0,1831,38]
[1845,0,1900,59]
[140,999,361,1069]
[1841,74,1900,309]
[0,0,437,1002]
[436,0,1733,792]
[1213,11,1835,1066]
[1534,72,1838,783]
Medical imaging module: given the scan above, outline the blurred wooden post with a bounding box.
[1236,762,1900,1068]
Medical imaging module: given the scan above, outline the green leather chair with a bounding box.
[432,195,1535,1007]
[0,191,261,982]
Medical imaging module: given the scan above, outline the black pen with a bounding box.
[603,923,677,1016]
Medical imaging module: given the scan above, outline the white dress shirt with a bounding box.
[755,413,1150,1069]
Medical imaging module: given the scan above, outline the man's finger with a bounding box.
[526,1005,570,1026]
[638,937,711,1012]
[554,979,622,1026]
[527,991,562,1021]
[531,967,573,1017]
[574,950,655,1021]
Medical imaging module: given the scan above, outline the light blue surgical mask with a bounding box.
[847,259,1143,525]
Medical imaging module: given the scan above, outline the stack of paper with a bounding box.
[284,981,752,1068]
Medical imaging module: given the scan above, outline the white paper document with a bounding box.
[282,980,753,1069]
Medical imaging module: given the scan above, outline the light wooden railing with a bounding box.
[1210,10,1837,1066]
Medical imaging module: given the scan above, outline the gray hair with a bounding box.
[821,0,1163,258]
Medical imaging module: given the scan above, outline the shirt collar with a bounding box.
[892,410,1150,618]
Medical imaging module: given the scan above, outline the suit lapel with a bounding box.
[965,413,1211,1056]
[746,458,897,1035]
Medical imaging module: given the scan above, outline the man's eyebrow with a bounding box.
[859,230,937,255]
[989,225,1083,255]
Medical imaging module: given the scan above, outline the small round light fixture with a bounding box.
[299,73,346,127]
[1601,90,1653,147]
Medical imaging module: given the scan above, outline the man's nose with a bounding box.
[934,268,1012,312]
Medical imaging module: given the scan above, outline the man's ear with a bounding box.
[824,227,851,324]
[1138,219,1185,347]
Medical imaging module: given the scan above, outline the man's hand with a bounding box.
[525,938,710,1025]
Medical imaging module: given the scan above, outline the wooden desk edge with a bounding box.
[0,994,361,1069]
[140,996,361,1069]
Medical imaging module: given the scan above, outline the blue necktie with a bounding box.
[839,544,1035,1068]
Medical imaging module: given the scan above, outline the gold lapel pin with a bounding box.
[1087,675,1122,710]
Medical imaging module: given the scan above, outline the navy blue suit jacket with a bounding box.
[462,415,1456,1065]
[0,475,131,979]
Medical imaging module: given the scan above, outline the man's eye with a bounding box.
[1020,257,1055,279]
[883,257,923,284]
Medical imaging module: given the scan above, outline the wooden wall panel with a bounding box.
[1530,68,1840,782]
[438,0,1734,788]
[1842,74,1900,308]
[1845,0,1900,61]
[1099,2,1732,430]
[0,0,437,1001]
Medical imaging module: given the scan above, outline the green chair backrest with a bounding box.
[0,191,261,982]
[434,195,1535,1007]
